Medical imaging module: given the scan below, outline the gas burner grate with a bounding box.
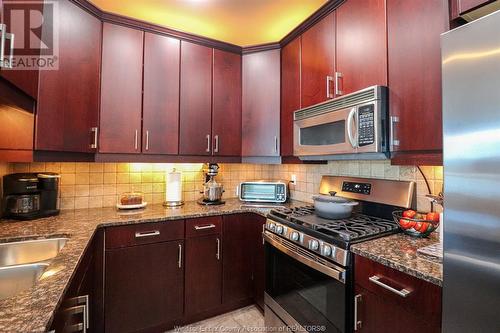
[313,215,398,241]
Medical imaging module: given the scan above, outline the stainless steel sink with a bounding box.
[0,237,68,267]
[0,263,49,300]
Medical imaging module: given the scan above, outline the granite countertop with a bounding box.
[351,233,442,287]
[0,198,304,333]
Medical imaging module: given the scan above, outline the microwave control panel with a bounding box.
[358,104,375,146]
[342,181,372,195]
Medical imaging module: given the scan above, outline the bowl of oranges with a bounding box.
[392,210,440,237]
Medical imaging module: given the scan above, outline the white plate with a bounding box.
[116,202,148,210]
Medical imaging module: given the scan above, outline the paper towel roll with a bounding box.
[165,169,183,205]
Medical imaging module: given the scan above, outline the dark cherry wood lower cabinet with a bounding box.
[105,240,184,333]
[250,214,266,310]
[354,255,442,333]
[185,233,223,316]
[222,214,255,306]
[50,230,103,332]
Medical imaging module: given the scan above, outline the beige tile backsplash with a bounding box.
[5,161,443,212]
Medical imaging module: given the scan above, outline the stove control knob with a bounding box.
[309,239,320,251]
[276,225,284,235]
[268,223,276,231]
[290,231,300,242]
[322,245,332,257]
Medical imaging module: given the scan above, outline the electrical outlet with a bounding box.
[290,174,297,185]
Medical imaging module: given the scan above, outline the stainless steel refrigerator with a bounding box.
[442,9,500,333]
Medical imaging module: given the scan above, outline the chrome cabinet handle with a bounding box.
[369,275,411,297]
[390,116,400,150]
[214,135,219,153]
[326,75,334,99]
[4,32,14,69]
[206,134,211,153]
[216,238,220,260]
[354,294,362,331]
[90,127,98,149]
[62,304,87,333]
[194,224,216,230]
[178,243,182,268]
[274,136,278,153]
[145,130,150,151]
[335,72,343,96]
[65,295,89,330]
[347,107,358,148]
[0,24,5,68]
[135,230,160,238]
[134,129,139,150]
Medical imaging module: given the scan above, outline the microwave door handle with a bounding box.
[347,107,358,148]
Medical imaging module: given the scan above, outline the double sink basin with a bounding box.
[0,237,68,300]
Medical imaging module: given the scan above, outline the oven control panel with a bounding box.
[265,219,348,267]
[342,181,372,195]
[358,104,375,147]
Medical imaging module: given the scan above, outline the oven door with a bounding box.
[294,106,358,157]
[264,232,348,333]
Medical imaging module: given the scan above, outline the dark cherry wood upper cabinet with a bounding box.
[301,12,335,108]
[212,49,242,156]
[99,23,144,154]
[185,233,223,316]
[105,241,184,333]
[0,0,41,99]
[336,0,387,96]
[281,37,301,157]
[458,0,495,14]
[36,0,101,152]
[222,214,254,305]
[387,0,448,165]
[179,41,213,156]
[242,49,281,157]
[143,32,180,155]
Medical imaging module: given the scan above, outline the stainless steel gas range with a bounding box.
[264,176,416,333]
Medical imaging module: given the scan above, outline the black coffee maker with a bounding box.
[2,173,60,220]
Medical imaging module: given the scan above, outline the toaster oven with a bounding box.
[238,181,288,203]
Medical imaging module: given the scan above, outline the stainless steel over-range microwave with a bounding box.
[294,85,390,160]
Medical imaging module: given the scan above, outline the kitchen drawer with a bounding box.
[185,216,222,238]
[105,220,184,249]
[354,255,442,326]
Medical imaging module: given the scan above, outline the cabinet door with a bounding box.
[105,241,184,333]
[36,0,101,152]
[281,37,301,157]
[212,49,242,156]
[179,41,213,155]
[459,0,494,14]
[301,12,335,107]
[242,49,281,157]
[336,0,387,95]
[222,214,253,305]
[249,214,266,310]
[387,0,447,160]
[185,234,222,315]
[99,23,143,154]
[0,1,41,98]
[143,32,180,155]
[354,286,440,333]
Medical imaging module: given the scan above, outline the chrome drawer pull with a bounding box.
[369,275,411,297]
[194,224,216,230]
[135,230,160,238]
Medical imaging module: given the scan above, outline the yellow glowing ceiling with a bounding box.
[89,0,328,46]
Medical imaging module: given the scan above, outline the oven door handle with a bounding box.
[264,232,346,283]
